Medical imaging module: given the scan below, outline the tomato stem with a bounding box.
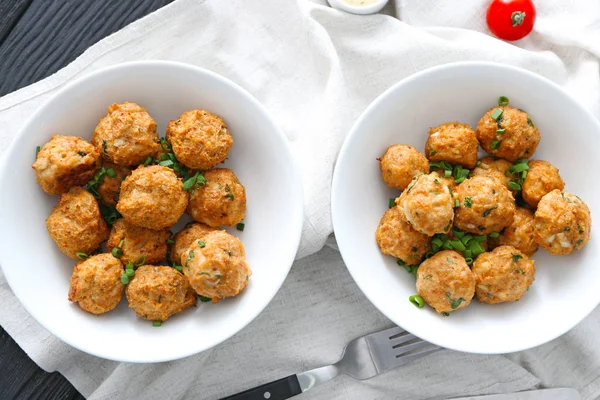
[511,11,526,27]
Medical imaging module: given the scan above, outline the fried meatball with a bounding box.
[68,253,124,314]
[126,265,197,321]
[170,222,216,265]
[46,187,109,259]
[470,157,515,194]
[490,207,538,256]
[533,190,592,255]
[92,102,159,166]
[117,165,188,230]
[95,161,131,207]
[522,160,565,207]
[472,246,535,304]
[181,230,251,303]
[476,106,540,162]
[454,176,515,235]
[187,168,246,228]
[166,109,233,170]
[32,135,101,195]
[425,122,479,168]
[379,144,429,190]
[396,172,454,236]
[416,250,475,313]
[375,206,431,264]
[107,219,170,265]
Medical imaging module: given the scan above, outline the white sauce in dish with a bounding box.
[341,0,378,6]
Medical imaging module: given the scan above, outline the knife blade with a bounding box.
[448,388,581,400]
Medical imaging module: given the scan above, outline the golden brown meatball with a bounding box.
[68,253,124,314]
[32,135,101,195]
[379,144,429,190]
[416,250,475,313]
[489,207,538,256]
[166,109,233,170]
[375,206,431,264]
[425,122,479,168]
[181,230,251,303]
[126,265,197,321]
[522,160,565,207]
[533,190,592,255]
[170,222,216,265]
[476,106,540,162]
[96,161,131,207]
[92,102,159,166]
[46,187,109,259]
[396,172,454,236]
[454,176,515,235]
[187,168,246,228]
[107,219,170,265]
[472,246,535,304]
[470,156,516,195]
[117,165,189,230]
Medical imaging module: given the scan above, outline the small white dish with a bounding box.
[0,61,304,363]
[327,0,389,15]
[331,61,600,354]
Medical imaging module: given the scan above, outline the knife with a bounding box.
[448,388,581,400]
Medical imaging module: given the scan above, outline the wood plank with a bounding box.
[0,1,174,397]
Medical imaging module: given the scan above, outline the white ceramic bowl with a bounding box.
[327,0,389,15]
[332,62,600,354]
[0,61,303,362]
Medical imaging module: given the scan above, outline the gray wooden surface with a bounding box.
[0,1,174,398]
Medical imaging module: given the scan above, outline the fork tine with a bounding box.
[394,338,433,354]
[389,332,417,348]
[394,346,442,365]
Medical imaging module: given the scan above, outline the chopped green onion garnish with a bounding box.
[451,240,466,251]
[389,198,395,209]
[142,157,152,166]
[126,269,135,277]
[496,128,506,134]
[443,240,453,250]
[166,239,175,245]
[464,197,472,208]
[463,249,472,259]
[120,274,129,285]
[461,235,473,246]
[444,170,452,178]
[498,96,509,106]
[490,140,501,150]
[409,295,425,308]
[432,238,443,247]
[454,199,460,208]
[174,265,183,272]
[509,163,529,173]
[491,108,504,121]
[470,241,485,255]
[198,295,212,302]
[512,254,523,263]
[452,229,465,239]
[112,247,123,258]
[476,160,481,166]
[473,235,487,242]
[118,239,125,248]
[135,256,146,266]
[158,160,175,168]
[152,320,162,327]
[75,252,88,260]
[489,232,500,238]
[508,181,522,190]
[236,222,245,231]
[527,117,534,127]
[465,257,474,266]
[126,261,134,270]
[106,168,116,178]
[35,146,41,157]
[198,240,206,248]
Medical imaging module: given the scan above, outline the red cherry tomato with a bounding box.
[486,0,536,41]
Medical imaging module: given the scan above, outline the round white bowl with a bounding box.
[332,61,600,354]
[0,61,303,363]
[327,0,389,15]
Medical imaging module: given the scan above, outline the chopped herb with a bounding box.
[444,170,452,178]
[527,117,534,127]
[236,222,245,231]
[152,321,162,327]
[455,199,460,208]
[515,268,525,275]
[508,181,522,191]
[498,96,510,106]
[489,232,500,238]
[118,239,125,248]
[442,312,450,317]
[160,138,172,152]
[563,227,571,232]
[443,220,452,232]
[409,295,425,308]
[167,239,175,245]
[491,108,504,121]
[389,198,396,209]
[174,264,183,272]
[430,150,437,156]
[406,173,423,192]
[35,146,41,157]
[75,252,88,260]
[575,239,584,247]
[578,225,584,234]
[225,184,235,201]
[112,247,123,258]
[197,241,205,248]
[434,179,440,185]
[561,192,571,203]
[106,168,116,178]
[158,160,175,168]
[135,256,146,266]
[102,140,108,154]
[120,274,129,285]
[450,240,466,252]
[425,275,432,280]
[446,292,465,309]
[465,257,474,266]
[508,163,529,174]
[512,254,523,263]
[483,205,498,217]
[198,295,212,302]
[490,140,501,150]
[126,269,135,277]
[186,250,195,267]
[78,151,87,157]
[496,128,506,134]
[476,160,481,166]
[464,197,473,208]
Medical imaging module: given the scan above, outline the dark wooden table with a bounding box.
[0,1,174,398]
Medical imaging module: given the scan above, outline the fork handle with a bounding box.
[220,375,302,400]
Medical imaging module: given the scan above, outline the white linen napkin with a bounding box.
[1,0,599,398]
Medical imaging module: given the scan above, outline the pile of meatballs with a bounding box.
[32,102,251,325]
[376,97,592,315]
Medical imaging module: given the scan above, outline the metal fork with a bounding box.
[221,326,441,400]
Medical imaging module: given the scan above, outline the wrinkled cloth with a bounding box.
[1,0,599,398]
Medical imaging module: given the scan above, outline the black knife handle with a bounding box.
[220,375,302,400]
